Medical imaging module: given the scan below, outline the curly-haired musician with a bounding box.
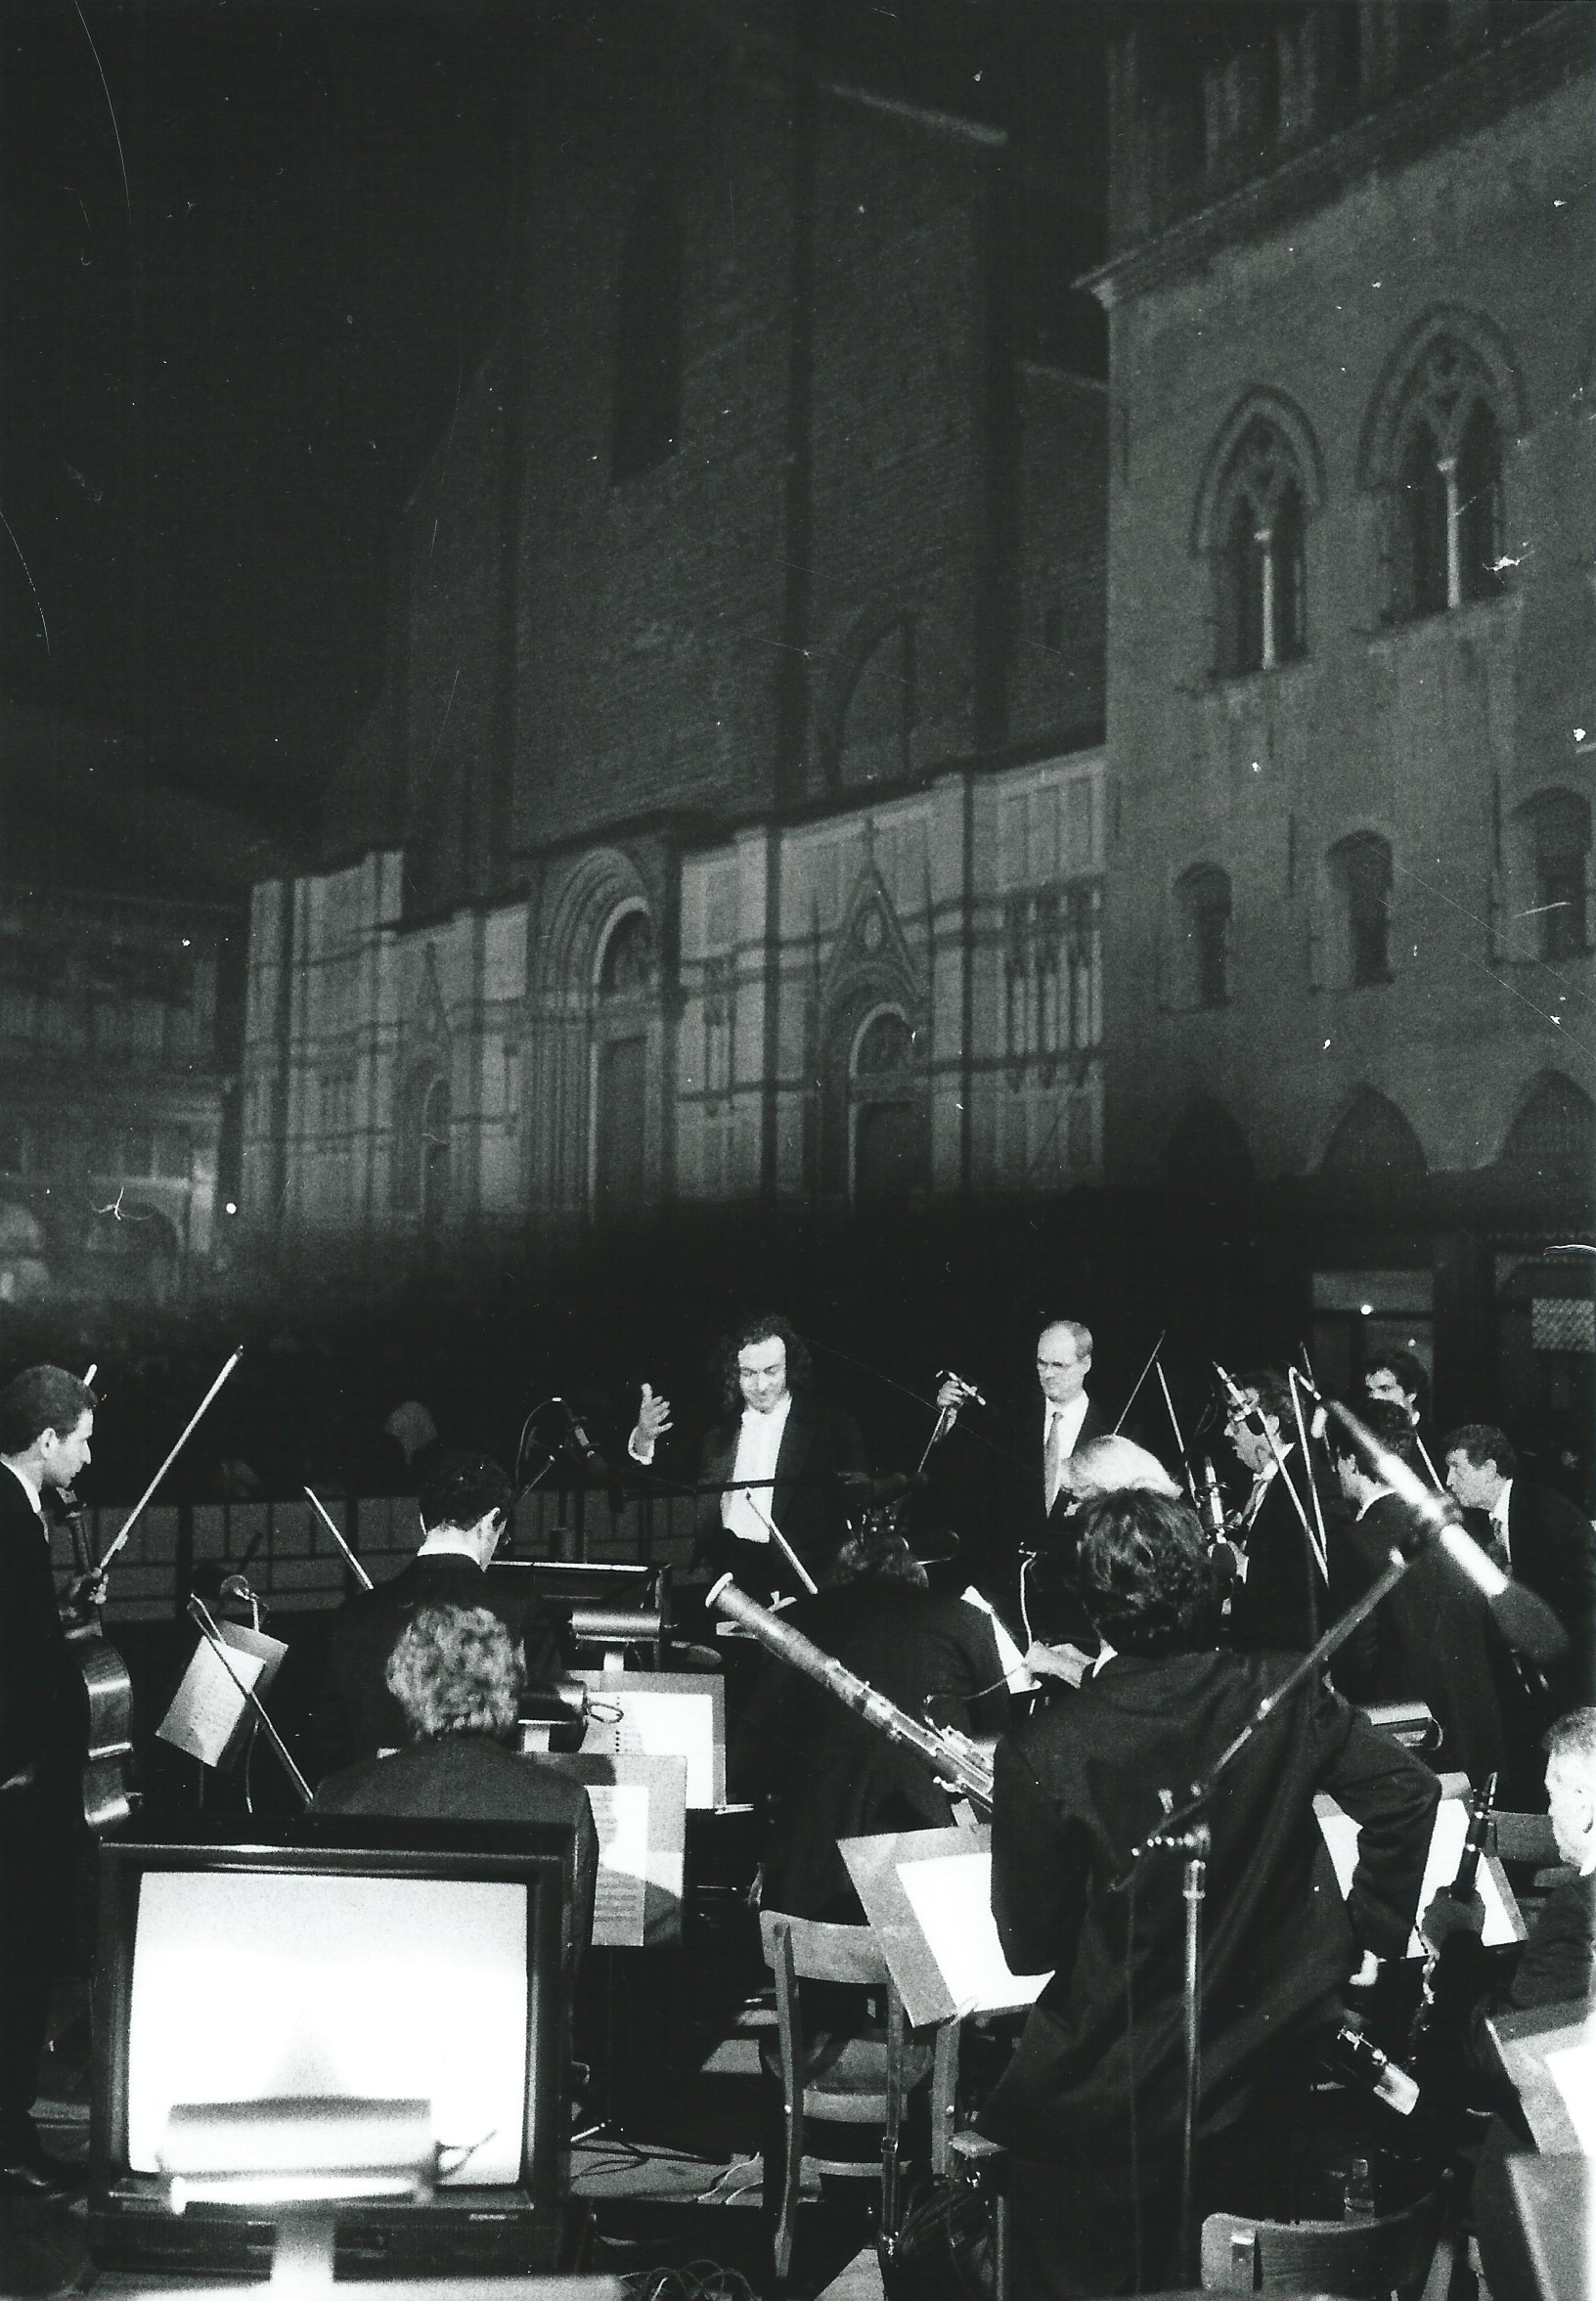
[984,1487,1438,2297]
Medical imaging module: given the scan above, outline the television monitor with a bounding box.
[90,1815,585,2279]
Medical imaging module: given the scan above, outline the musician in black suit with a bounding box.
[934,1317,1109,1635]
[312,1451,562,1777]
[730,1526,1011,1922]
[1443,1425,1596,1714]
[1327,1402,1503,1786]
[0,1365,97,2193]
[315,1604,598,1990]
[630,1313,868,1597]
[985,1488,1438,2298]
[1217,1368,1328,1654]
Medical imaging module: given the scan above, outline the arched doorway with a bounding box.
[592,909,655,1219]
[849,1006,928,1204]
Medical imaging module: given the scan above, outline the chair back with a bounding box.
[760,1909,889,1987]
[1201,2193,1440,2299]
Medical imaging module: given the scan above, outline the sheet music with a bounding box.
[585,1782,650,1949]
[898,1850,1050,2017]
[579,1683,720,1808]
[960,1586,1037,1692]
[155,1623,286,1769]
[1316,1793,1521,1955]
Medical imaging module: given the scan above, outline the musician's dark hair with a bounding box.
[1327,1398,1416,1472]
[418,1449,511,1533]
[1441,1423,1518,1479]
[717,1312,813,1415]
[385,1605,524,1741]
[827,1527,928,1589]
[1077,1490,1214,1657]
[1365,1348,1430,1420]
[0,1365,97,1455]
[1235,1368,1293,1426]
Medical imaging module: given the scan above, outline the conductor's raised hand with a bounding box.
[629,1382,674,1464]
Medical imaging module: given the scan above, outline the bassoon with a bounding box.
[707,1572,994,1814]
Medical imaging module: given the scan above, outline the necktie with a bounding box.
[1484,1525,1511,1576]
[1044,1412,1066,1514]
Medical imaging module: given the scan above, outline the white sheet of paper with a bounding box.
[1544,2040,1596,2153]
[155,1633,279,1768]
[960,1586,1036,1692]
[584,1690,718,1808]
[1317,1795,1519,1956]
[899,1851,1050,2017]
[585,1782,651,1948]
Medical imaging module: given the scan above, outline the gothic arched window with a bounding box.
[1214,420,1308,675]
[1390,340,1505,618]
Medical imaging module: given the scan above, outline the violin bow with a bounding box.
[1113,1330,1166,1436]
[97,1346,244,1576]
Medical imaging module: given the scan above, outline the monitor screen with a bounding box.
[126,1870,528,2185]
[93,1821,579,2207]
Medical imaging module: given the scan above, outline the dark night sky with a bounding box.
[1,0,1114,839]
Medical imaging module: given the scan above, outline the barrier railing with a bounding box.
[53,1482,702,1623]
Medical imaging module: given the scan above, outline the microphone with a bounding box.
[554,1398,624,1513]
[938,1370,988,1409]
[220,1572,264,1628]
[554,1398,608,1473]
[1201,1458,1228,1546]
[1326,1399,1569,1665]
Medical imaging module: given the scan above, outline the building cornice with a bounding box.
[1082,8,1592,313]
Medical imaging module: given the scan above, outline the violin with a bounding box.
[54,1483,135,1833]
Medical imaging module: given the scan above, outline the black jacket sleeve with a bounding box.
[1318,1681,1441,1961]
[990,1734,1091,1980]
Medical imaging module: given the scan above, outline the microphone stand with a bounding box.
[1112,1540,1424,2283]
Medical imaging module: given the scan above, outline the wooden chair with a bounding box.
[759,1909,957,2285]
[1201,2191,1442,2299]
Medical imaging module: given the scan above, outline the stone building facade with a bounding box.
[1088,1,1593,1428]
[240,15,1109,1279]
[0,705,286,1305]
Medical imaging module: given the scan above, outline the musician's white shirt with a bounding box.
[1043,1393,1090,1464]
[1488,1481,1513,1566]
[723,1393,793,1544]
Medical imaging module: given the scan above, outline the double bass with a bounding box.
[55,1484,134,1834]
[55,1346,244,1834]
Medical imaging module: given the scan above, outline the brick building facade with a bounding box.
[241,16,1109,1279]
[1089,1,1593,1435]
